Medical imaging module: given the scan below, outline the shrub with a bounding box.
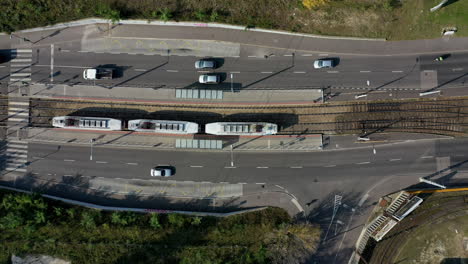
[80,211,96,229]
[302,0,329,9]
[168,214,185,228]
[149,213,161,229]
[159,8,172,22]
[111,212,138,226]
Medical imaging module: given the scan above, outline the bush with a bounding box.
[80,211,96,229]
[111,212,137,226]
[168,214,185,228]
[149,214,161,229]
[302,0,329,9]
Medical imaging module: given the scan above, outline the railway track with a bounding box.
[368,194,468,263]
[0,97,465,136]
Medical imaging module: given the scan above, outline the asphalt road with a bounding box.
[22,137,468,263]
[27,46,468,91]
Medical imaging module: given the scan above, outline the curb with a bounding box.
[12,18,386,42]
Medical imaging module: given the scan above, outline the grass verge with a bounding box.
[1,0,467,40]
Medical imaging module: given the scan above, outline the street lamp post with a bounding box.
[230,73,234,93]
[230,144,234,167]
[90,138,95,160]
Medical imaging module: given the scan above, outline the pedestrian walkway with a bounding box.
[6,98,29,139]
[25,127,324,151]
[3,139,28,173]
[9,49,32,87]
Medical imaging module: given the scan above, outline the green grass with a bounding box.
[388,0,468,40]
[1,0,468,40]
[0,190,320,263]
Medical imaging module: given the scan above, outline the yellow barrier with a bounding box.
[408,187,468,194]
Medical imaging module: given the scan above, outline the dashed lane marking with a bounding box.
[64,159,75,162]
[225,166,236,169]
[356,161,371,165]
[392,70,403,73]
[230,71,240,73]
[248,55,257,58]
[324,164,336,167]
[327,71,339,73]
[452,68,463,71]
[283,54,293,57]
[96,161,108,164]
[190,165,204,168]
[64,174,73,177]
[290,166,303,168]
[256,183,266,185]
[301,54,313,56]
[166,70,178,72]
[256,166,269,169]
[421,156,433,159]
[134,69,146,71]
[261,71,273,74]
[360,70,371,73]
[319,53,329,56]
[126,163,138,165]
[390,158,402,161]
[293,71,306,74]
[275,184,285,189]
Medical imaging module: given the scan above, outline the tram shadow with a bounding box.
[68,107,149,120]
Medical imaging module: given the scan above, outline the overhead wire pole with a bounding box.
[50,44,54,82]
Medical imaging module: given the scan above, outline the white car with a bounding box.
[195,59,217,69]
[199,74,221,84]
[313,59,335,69]
[150,166,174,177]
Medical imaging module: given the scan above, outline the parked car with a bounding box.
[199,74,221,84]
[195,59,217,69]
[150,166,174,177]
[313,59,336,69]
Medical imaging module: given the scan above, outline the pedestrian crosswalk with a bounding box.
[3,140,28,173]
[6,98,30,139]
[10,49,32,84]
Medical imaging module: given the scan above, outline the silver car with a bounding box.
[195,59,217,69]
[314,59,335,69]
[151,166,174,177]
[199,74,221,84]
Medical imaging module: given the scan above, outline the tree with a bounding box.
[159,8,172,22]
[168,214,185,228]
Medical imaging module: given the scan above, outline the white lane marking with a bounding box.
[301,54,313,56]
[327,71,339,73]
[390,158,402,162]
[358,193,369,207]
[78,50,90,53]
[190,165,203,168]
[134,69,146,72]
[60,50,70,52]
[197,70,209,73]
[0,66,6,68]
[95,51,104,54]
[225,166,236,169]
[392,70,403,73]
[128,53,137,55]
[166,70,178,72]
[256,183,266,185]
[32,172,39,175]
[319,53,329,56]
[64,159,75,162]
[64,174,73,176]
[360,70,371,73]
[126,163,138,165]
[35,64,89,69]
[293,71,306,74]
[230,71,240,73]
[238,182,247,184]
[290,166,303,169]
[248,55,257,58]
[96,161,108,164]
[421,156,433,159]
[356,161,371,165]
[324,164,336,167]
[275,184,285,189]
[261,71,273,74]
[283,54,293,57]
[5,168,26,172]
[256,166,269,169]
[452,68,463,71]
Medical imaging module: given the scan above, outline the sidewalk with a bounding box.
[25,127,324,151]
[12,19,468,55]
[28,83,324,104]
